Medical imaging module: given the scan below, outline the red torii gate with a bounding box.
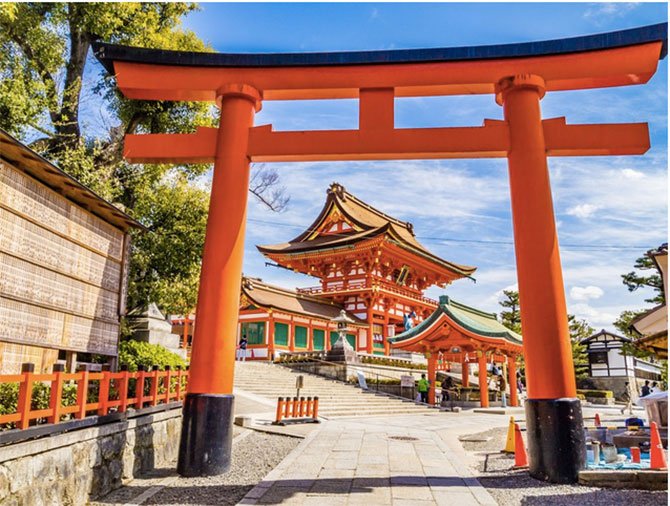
[94,23,667,483]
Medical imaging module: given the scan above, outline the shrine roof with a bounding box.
[92,24,667,72]
[241,277,366,324]
[0,128,142,232]
[257,183,476,277]
[390,295,522,348]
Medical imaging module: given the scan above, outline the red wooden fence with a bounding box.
[0,364,188,430]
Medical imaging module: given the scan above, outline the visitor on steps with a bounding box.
[418,373,429,404]
[621,381,634,415]
[641,380,651,397]
[237,335,248,361]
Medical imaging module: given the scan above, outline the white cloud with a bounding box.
[566,203,599,219]
[621,168,645,180]
[583,3,640,24]
[568,302,618,329]
[570,285,604,301]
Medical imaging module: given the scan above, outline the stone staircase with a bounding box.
[233,361,435,419]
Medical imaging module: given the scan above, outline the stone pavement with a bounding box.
[239,411,507,505]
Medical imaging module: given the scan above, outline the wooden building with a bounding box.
[580,329,663,399]
[254,182,476,356]
[238,277,366,360]
[0,129,141,373]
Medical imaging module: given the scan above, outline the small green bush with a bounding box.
[118,340,187,372]
[577,389,613,399]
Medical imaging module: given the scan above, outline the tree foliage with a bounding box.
[498,289,521,334]
[118,340,187,372]
[621,251,665,305]
[0,3,288,314]
[498,290,592,380]
[568,314,592,380]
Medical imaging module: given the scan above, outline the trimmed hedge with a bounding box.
[577,389,614,399]
[360,356,427,370]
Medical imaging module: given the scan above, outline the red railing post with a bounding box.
[150,365,160,406]
[75,368,90,419]
[136,365,146,409]
[17,363,35,430]
[305,396,313,417]
[275,397,284,423]
[119,365,129,413]
[98,368,111,416]
[164,366,172,403]
[283,396,292,419]
[312,396,319,420]
[48,364,65,424]
[299,396,305,417]
[175,366,183,401]
[292,396,299,418]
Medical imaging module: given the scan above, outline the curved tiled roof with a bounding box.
[241,277,365,324]
[390,295,522,347]
[257,183,476,278]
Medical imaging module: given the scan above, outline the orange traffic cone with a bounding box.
[594,413,601,427]
[650,421,668,470]
[513,423,529,468]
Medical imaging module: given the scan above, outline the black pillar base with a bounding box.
[525,398,586,484]
[177,393,234,477]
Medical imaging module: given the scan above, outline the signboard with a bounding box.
[400,375,415,388]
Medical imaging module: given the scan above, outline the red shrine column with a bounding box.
[177,84,261,477]
[461,355,470,387]
[496,74,584,483]
[508,355,518,407]
[427,352,437,405]
[478,352,489,408]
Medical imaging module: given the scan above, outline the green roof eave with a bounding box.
[390,295,522,347]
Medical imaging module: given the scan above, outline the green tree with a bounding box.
[498,290,592,380]
[0,3,288,313]
[499,289,522,334]
[621,251,665,305]
[568,315,592,380]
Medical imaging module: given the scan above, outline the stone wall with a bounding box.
[0,407,182,505]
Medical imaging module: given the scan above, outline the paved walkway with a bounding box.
[239,411,506,505]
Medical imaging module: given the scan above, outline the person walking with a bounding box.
[641,380,651,397]
[417,373,430,404]
[621,381,634,415]
[651,381,660,393]
[499,373,507,408]
[237,335,248,362]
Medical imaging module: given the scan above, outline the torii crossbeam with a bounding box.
[94,23,667,483]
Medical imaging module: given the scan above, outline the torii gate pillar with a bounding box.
[177,84,261,477]
[497,74,585,482]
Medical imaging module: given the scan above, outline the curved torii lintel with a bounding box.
[93,23,667,101]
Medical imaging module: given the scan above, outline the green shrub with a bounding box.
[360,356,427,370]
[0,381,78,430]
[577,393,586,401]
[577,389,613,399]
[118,340,187,372]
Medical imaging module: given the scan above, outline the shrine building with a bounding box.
[235,182,476,358]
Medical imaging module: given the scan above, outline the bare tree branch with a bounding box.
[249,164,290,212]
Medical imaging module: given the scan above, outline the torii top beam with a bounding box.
[93,24,666,164]
[93,23,666,101]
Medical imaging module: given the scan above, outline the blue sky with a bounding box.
[177,2,668,331]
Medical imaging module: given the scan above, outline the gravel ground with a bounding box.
[93,429,300,506]
[461,427,668,506]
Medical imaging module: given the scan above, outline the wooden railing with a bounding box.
[0,363,188,430]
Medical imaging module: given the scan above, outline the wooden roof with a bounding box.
[241,277,366,324]
[390,295,523,354]
[257,182,476,278]
[0,128,142,231]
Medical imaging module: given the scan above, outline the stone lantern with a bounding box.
[326,310,358,363]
